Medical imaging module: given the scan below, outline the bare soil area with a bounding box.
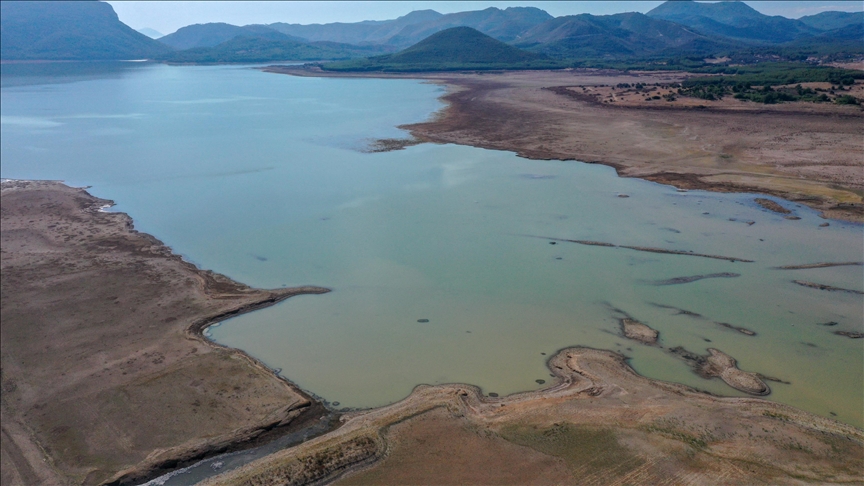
[0,181,330,485]
[620,318,659,345]
[205,347,863,485]
[267,66,864,222]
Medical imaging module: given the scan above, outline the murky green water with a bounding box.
[2,62,862,427]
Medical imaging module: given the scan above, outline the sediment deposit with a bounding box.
[204,347,862,485]
[0,181,330,485]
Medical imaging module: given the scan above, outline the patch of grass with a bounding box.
[641,424,708,450]
[762,411,791,422]
[499,423,643,474]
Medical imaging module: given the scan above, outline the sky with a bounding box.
[106,1,864,36]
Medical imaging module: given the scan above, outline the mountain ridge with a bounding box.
[1,1,860,64]
[157,23,307,50]
[646,0,821,44]
[322,26,553,72]
[0,0,169,60]
[515,12,732,59]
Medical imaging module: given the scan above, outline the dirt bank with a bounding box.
[205,346,863,485]
[0,180,330,485]
[266,66,864,222]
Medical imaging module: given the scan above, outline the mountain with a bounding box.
[157,36,390,63]
[137,28,164,39]
[380,26,542,63]
[269,10,443,45]
[158,23,307,50]
[812,22,864,42]
[516,12,730,59]
[646,0,819,44]
[798,11,864,31]
[777,22,864,57]
[0,0,170,60]
[322,26,553,72]
[382,7,553,47]
[270,7,552,48]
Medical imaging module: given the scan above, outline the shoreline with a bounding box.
[3,180,861,485]
[205,346,863,485]
[3,61,863,483]
[122,285,336,486]
[264,65,864,223]
[0,180,334,485]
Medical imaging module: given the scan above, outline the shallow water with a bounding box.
[2,63,862,427]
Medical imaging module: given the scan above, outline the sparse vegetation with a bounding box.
[499,423,646,475]
[678,65,864,104]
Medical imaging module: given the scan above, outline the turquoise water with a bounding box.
[2,62,862,426]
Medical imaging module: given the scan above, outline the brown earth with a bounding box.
[205,347,863,486]
[0,180,330,485]
[266,66,864,222]
[620,318,659,345]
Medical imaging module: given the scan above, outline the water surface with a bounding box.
[2,62,862,427]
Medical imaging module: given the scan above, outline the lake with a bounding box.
[2,62,862,427]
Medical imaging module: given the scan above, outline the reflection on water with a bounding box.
[0,60,153,88]
[2,63,862,427]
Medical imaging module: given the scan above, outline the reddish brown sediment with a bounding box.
[835,331,864,339]
[649,272,740,285]
[525,234,754,262]
[776,262,863,270]
[669,347,770,395]
[793,280,864,294]
[649,303,756,336]
[363,137,424,153]
[620,318,659,345]
[755,197,792,214]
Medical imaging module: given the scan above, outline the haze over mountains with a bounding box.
[136,28,164,40]
[158,23,307,50]
[0,0,861,63]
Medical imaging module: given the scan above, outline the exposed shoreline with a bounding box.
[205,346,863,485]
[265,65,864,223]
[0,180,334,485]
[3,63,863,484]
[2,180,861,486]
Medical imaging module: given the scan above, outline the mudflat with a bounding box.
[205,347,863,485]
[268,66,864,222]
[0,181,329,485]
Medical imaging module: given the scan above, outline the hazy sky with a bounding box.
[106,1,864,36]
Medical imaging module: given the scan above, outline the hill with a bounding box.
[157,37,390,63]
[270,7,552,48]
[646,0,819,44]
[268,10,443,45]
[798,11,864,31]
[158,23,306,50]
[377,26,542,63]
[775,23,864,59]
[516,12,730,59]
[0,0,170,60]
[382,7,553,47]
[322,27,555,72]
